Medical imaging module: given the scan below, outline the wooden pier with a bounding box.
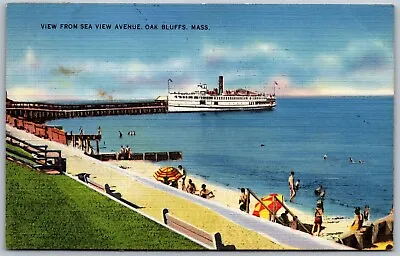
[6,97,168,123]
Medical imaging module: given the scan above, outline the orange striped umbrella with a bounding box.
[153,166,183,182]
[252,193,284,219]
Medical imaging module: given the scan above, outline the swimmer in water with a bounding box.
[349,157,355,163]
[323,154,327,160]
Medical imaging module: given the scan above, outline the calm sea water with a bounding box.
[48,97,393,220]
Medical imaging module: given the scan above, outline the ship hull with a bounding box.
[168,103,276,112]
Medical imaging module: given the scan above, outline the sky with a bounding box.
[6,4,394,101]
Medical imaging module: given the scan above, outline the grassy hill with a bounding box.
[6,160,204,250]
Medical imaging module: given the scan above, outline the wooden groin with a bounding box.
[6,96,167,123]
[93,151,183,162]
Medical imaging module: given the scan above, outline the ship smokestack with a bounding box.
[218,76,224,95]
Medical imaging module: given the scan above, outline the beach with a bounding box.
[113,159,354,240]
[6,123,356,249]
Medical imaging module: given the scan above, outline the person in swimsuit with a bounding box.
[199,184,215,199]
[312,202,324,236]
[350,207,364,231]
[288,171,296,202]
[363,205,370,224]
[295,179,300,191]
[239,188,249,212]
[186,179,196,194]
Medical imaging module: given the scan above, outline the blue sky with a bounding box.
[6,4,394,101]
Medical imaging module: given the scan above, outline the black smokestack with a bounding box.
[218,76,224,95]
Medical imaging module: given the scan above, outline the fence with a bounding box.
[6,115,67,144]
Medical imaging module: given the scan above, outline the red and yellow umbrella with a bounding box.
[153,166,183,182]
[252,193,284,220]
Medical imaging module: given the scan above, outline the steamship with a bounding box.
[166,76,276,112]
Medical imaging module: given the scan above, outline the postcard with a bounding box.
[5,3,394,251]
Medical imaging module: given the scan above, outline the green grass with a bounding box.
[6,160,204,250]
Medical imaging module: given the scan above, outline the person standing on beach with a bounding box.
[288,171,296,202]
[312,202,324,236]
[239,188,249,212]
[126,145,131,160]
[119,145,125,160]
[178,165,187,190]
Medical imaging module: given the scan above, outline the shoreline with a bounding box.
[113,160,354,240]
[5,123,355,247]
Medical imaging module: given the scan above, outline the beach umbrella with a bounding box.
[252,193,284,220]
[153,166,183,182]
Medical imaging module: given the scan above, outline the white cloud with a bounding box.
[202,42,282,61]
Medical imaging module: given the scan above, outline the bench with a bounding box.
[162,208,227,250]
[77,173,105,192]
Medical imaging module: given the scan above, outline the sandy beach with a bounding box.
[6,124,354,249]
[114,160,354,240]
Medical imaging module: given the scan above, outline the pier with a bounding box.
[6,96,168,123]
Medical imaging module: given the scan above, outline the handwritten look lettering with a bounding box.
[40,23,209,31]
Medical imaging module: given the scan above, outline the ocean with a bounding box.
[47,96,393,220]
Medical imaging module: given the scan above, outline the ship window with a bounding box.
[214,101,218,105]
[174,96,177,98]
[189,96,193,99]
[200,100,206,105]
[194,96,198,99]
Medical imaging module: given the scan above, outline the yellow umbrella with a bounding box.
[153,166,183,183]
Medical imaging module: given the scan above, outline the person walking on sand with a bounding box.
[239,188,249,212]
[288,171,296,202]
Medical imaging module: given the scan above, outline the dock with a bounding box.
[6,96,167,123]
